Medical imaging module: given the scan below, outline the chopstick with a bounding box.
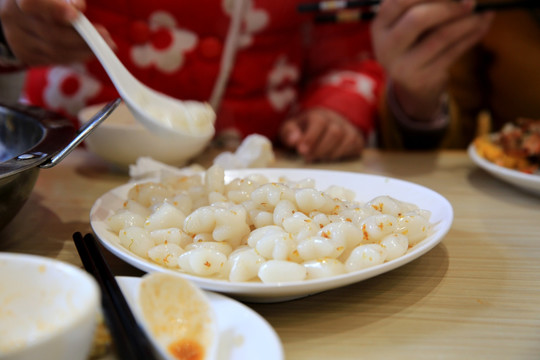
[72,232,158,360]
[475,0,540,12]
[298,0,378,12]
[314,9,375,23]
[300,0,540,23]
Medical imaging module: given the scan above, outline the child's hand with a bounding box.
[280,108,365,163]
[0,0,114,66]
[371,0,493,121]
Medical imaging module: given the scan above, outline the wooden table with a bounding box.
[2,147,540,360]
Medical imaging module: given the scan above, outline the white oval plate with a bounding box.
[116,276,283,360]
[468,143,540,196]
[91,169,453,303]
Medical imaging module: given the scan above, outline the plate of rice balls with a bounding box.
[90,166,453,303]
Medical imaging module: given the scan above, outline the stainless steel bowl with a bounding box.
[0,99,120,231]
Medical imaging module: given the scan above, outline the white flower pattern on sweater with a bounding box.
[130,11,197,73]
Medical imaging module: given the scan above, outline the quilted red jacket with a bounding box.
[23,0,385,141]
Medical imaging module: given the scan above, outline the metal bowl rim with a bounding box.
[0,104,76,179]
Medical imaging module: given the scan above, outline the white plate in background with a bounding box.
[91,169,454,303]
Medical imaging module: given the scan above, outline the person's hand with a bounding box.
[371,0,494,121]
[280,107,365,162]
[0,0,114,66]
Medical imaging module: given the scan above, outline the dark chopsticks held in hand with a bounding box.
[299,0,540,23]
[72,232,158,360]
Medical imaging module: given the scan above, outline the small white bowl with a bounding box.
[0,253,100,360]
[78,101,215,170]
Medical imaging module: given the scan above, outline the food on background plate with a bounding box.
[128,134,275,182]
[474,118,540,174]
[212,134,275,169]
[105,165,434,283]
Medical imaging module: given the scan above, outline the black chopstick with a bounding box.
[298,0,378,12]
[72,232,157,360]
[314,9,375,23]
[475,0,539,12]
[304,0,540,23]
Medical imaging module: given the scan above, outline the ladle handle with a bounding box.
[40,98,121,168]
[72,12,142,98]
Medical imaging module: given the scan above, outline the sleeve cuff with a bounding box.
[301,82,379,136]
[387,81,449,133]
[386,81,450,149]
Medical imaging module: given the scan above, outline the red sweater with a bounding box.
[23,0,384,141]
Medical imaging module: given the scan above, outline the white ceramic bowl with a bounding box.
[0,253,100,360]
[78,101,215,170]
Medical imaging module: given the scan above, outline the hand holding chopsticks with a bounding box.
[72,232,158,360]
[299,0,540,23]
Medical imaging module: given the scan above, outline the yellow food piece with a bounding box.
[474,136,534,173]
